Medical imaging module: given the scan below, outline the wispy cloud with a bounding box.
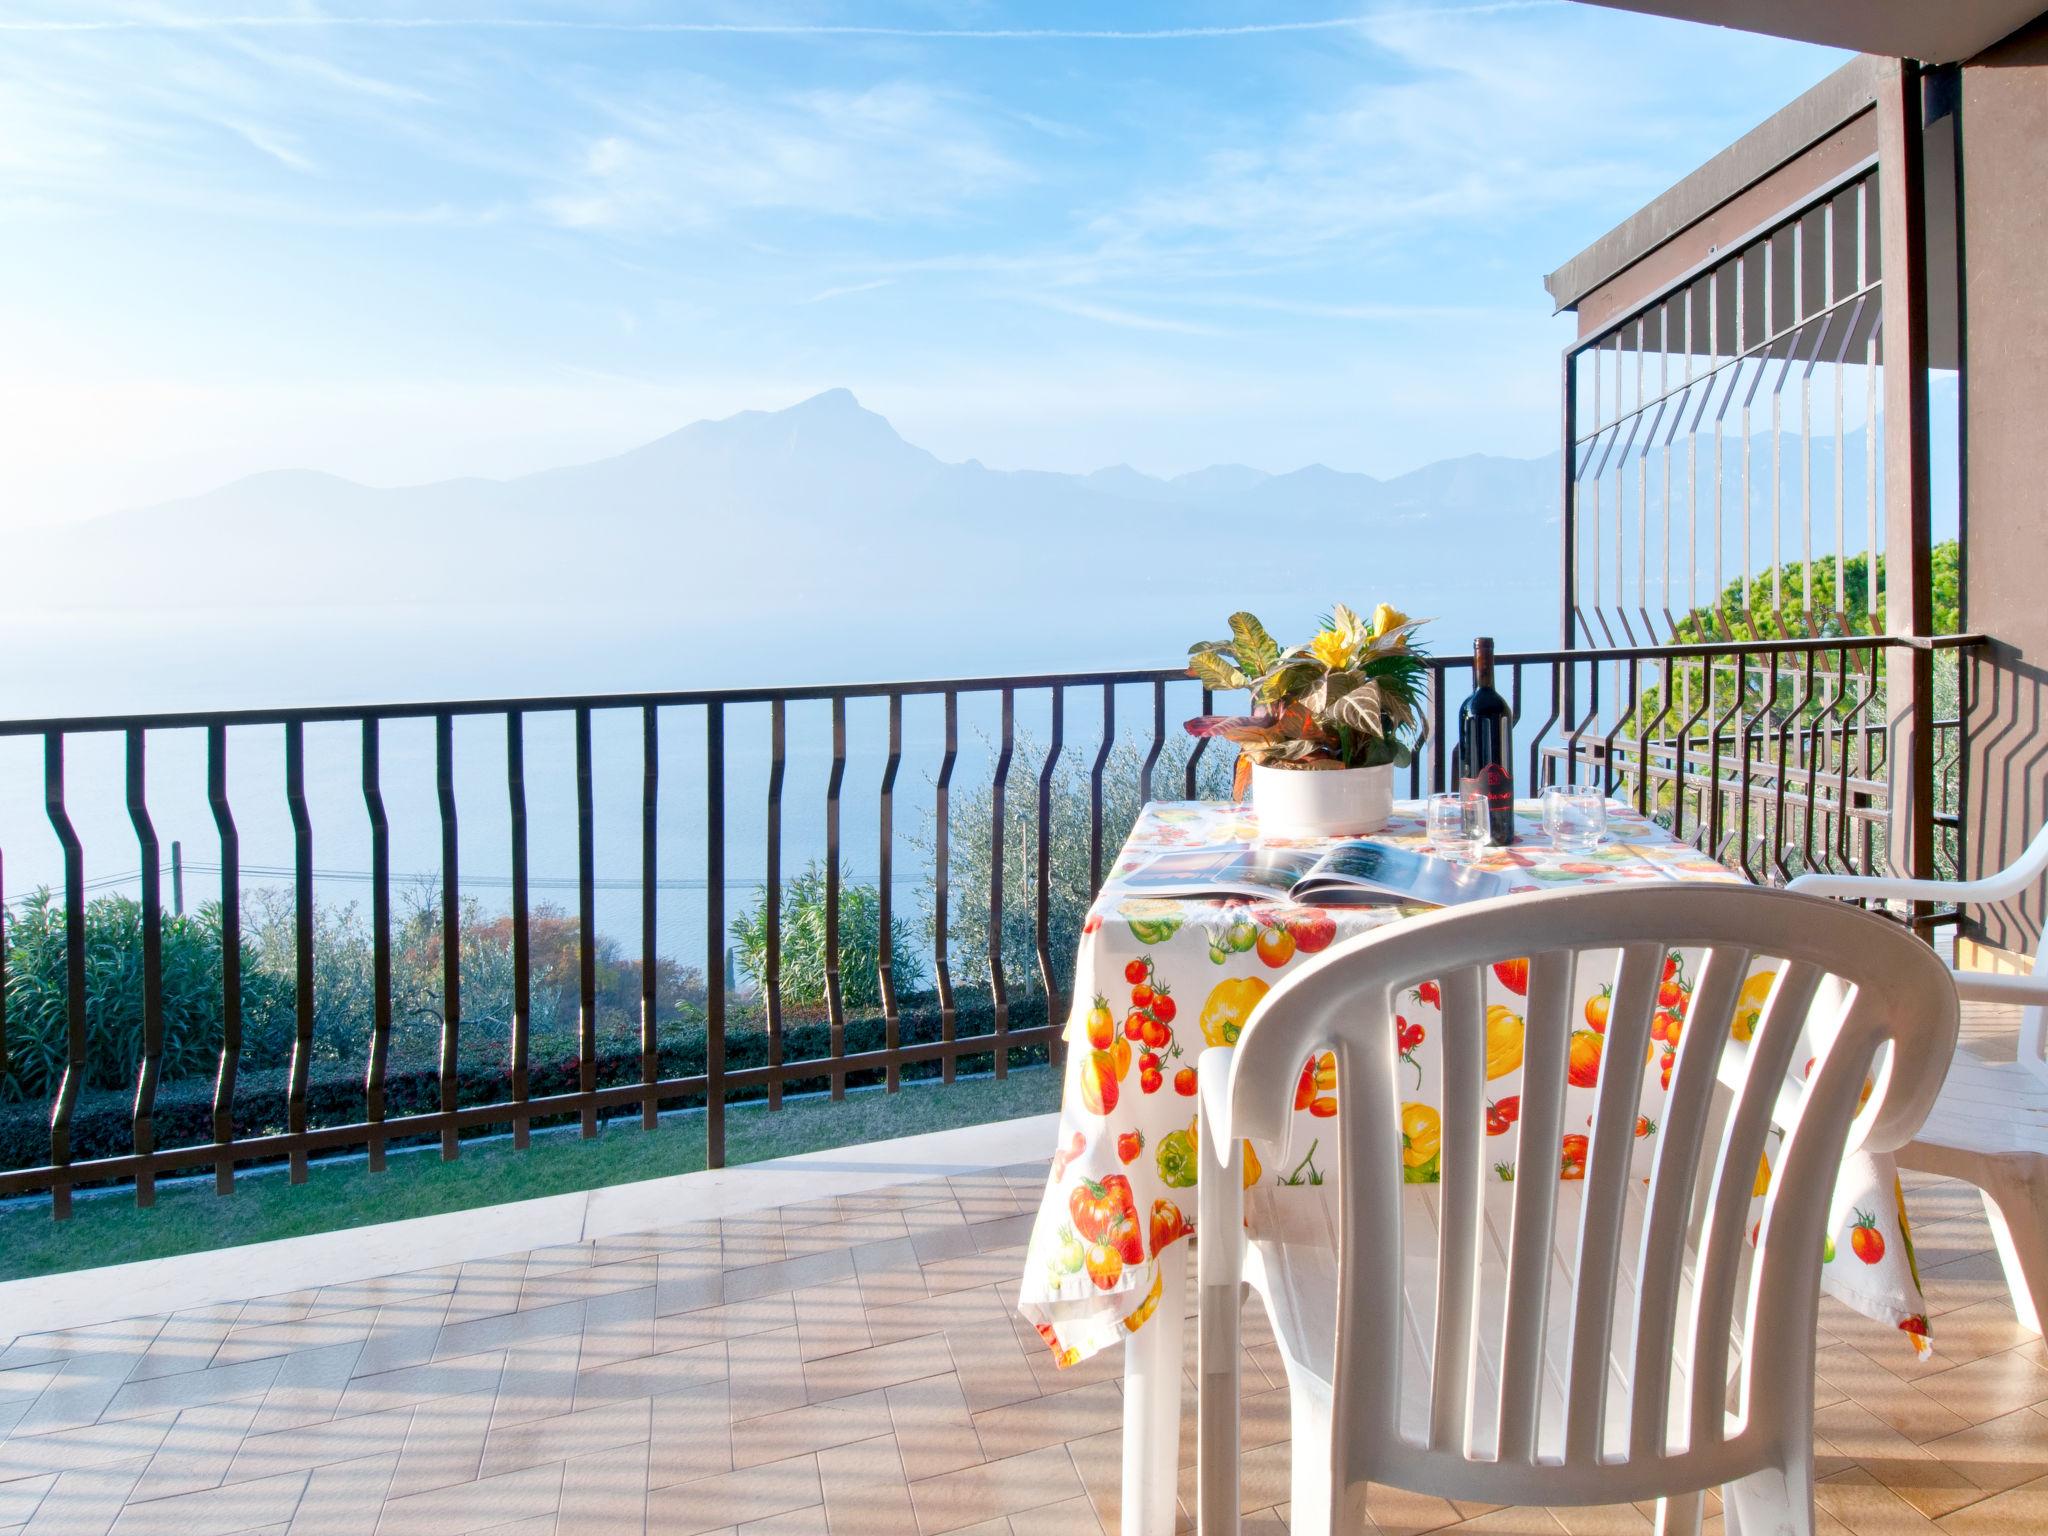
[2,5,1562,39]
[803,278,895,304]
[537,79,1024,231]
[1026,294,1225,336]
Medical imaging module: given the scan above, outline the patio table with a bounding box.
[1016,798,1934,1534]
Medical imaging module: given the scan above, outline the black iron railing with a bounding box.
[0,636,1976,1216]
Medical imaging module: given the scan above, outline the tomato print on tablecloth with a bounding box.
[1018,799,1934,1369]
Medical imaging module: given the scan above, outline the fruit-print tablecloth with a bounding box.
[1017,799,1932,1367]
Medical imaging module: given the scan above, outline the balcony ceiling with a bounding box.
[1570,0,2048,63]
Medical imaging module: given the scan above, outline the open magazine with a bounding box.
[1116,840,1512,908]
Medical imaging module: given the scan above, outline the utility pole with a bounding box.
[171,840,184,917]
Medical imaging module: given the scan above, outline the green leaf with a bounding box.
[1227,612,1281,676]
[1187,651,1248,691]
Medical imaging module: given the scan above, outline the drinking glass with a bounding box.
[1427,791,1489,860]
[1542,784,1609,852]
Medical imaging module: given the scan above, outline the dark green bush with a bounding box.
[0,989,1047,1177]
[1,893,296,1102]
[731,861,924,1009]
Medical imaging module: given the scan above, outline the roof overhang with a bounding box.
[1543,55,1878,316]
[1568,0,2048,64]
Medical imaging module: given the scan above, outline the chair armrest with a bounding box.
[1787,871,1974,903]
[1195,1047,1243,1536]
[1789,820,2048,907]
[1950,968,2048,1009]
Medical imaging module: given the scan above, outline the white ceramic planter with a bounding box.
[1250,761,1395,838]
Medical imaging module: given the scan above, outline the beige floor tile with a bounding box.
[387,1390,498,1500]
[0,1418,176,1481]
[285,1453,399,1536]
[648,1382,735,1491]
[1912,1350,2048,1420]
[721,1251,857,1307]
[130,1310,247,1385]
[107,1468,311,1536]
[1816,1468,1946,1535]
[250,1342,369,1436]
[554,1441,647,1536]
[645,1453,822,1536]
[815,1432,916,1535]
[1920,1404,2048,1495]
[354,1296,457,1385]
[1005,1493,1107,1536]
[728,1394,888,1470]
[376,1462,564,1536]
[214,1404,412,1492]
[485,1335,581,1432]
[477,1399,649,1479]
[885,1377,983,1484]
[727,1329,810,1424]
[970,1382,1121,1463]
[572,1342,728,1412]
[214,1310,383,1370]
[1933,1472,2048,1533]
[432,1303,585,1366]
[802,1333,951,1406]
[576,1284,657,1374]
[21,1464,151,1536]
[657,1298,798,1355]
[905,1445,1083,1535]
[332,1353,506,1421]
[790,1281,871,1364]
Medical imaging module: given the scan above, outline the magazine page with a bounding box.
[1115,844,1320,899]
[1297,842,1513,907]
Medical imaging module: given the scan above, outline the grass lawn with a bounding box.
[0,1069,1062,1284]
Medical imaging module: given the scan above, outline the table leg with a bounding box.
[1121,1240,1186,1536]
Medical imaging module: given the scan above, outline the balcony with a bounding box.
[1,989,2038,1536]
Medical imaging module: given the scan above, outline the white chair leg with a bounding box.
[1122,1240,1186,1536]
[1654,1489,1704,1536]
[1721,1460,1813,1536]
[1283,1366,1335,1536]
[1980,1177,2048,1334]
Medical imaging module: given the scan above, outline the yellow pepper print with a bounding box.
[1486,1004,1524,1080]
[1755,1151,1772,1198]
[1732,970,1776,1042]
[1201,975,1270,1047]
[1121,1268,1164,1333]
[1401,1102,1441,1183]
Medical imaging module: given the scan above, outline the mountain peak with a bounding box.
[788,386,864,414]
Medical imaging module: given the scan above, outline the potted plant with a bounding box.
[1184,603,1428,836]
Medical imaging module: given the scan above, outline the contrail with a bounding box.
[0,3,1558,39]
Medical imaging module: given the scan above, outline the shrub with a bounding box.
[1,893,296,1103]
[732,861,924,1009]
[915,735,1231,994]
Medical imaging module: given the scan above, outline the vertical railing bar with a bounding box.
[879,692,903,1092]
[1526,662,1561,791]
[1431,661,1449,793]
[575,706,597,1137]
[1089,683,1113,894]
[364,720,392,1168]
[1035,686,1065,1059]
[44,733,83,1221]
[765,699,785,1110]
[285,721,314,1184]
[706,700,727,1169]
[0,853,8,1099]
[207,725,241,1197]
[506,713,530,1147]
[1708,653,1747,861]
[935,691,959,1085]
[825,695,847,1100]
[641,704,659,1131]
[988,687,1014,1082]
[1140,679,1165,804]
[435,712,460,1160]
[125,728,164,1209]
[1185,686,1212,796]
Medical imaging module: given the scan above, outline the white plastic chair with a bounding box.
[1193,883,1957,1536]
[1789,819,2048,1329]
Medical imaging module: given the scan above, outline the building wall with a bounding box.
[1959,16,2048,959]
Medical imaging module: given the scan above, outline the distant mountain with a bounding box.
[23,389,1562,618]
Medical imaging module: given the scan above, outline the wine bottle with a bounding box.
[1458,637,1516,846]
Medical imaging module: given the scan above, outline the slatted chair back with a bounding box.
[1217,882,1957,1513]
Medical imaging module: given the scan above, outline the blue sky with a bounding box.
[0,1,1848,524]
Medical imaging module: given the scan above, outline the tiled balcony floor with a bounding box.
[1,989,2042,1536]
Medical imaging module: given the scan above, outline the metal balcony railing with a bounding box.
[0,635,1977,1216]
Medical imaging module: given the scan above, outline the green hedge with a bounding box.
[0,991,1052,1180]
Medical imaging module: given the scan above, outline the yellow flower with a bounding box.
[1370,603,1411,641]
[1307,628,1353,670]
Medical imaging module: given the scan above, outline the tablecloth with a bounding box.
[1017,799,1931,1366]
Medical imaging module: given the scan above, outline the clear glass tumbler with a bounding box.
[1541,783,1609,851]
[1427,790,1489,861]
